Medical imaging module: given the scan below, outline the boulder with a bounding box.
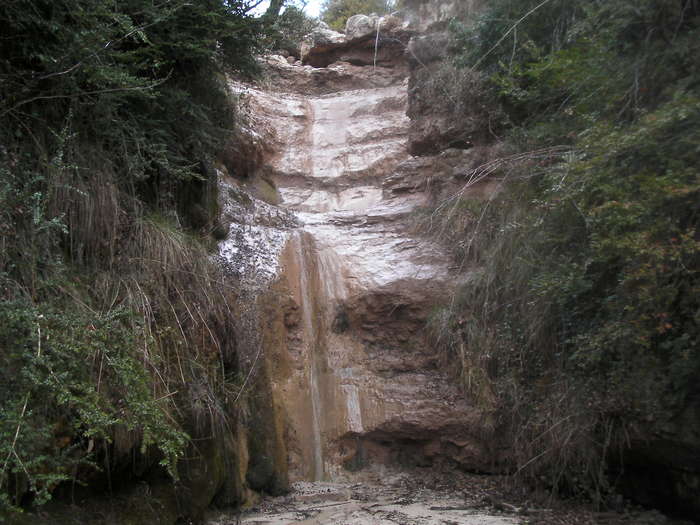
[345,14,406,41]
[302,16,413,68]
[309,21,346,47]
[345,14,378,40]
[300,23,348,66]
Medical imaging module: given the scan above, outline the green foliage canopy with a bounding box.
[0,0,263,514]
[0,0,261,188]
[266,5,320,53]
[0,303,187,511]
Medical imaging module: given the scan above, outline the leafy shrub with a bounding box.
[0,0,258,514]
[428,0,700,501]
[0,0,261,193]
[0,300,187,511]
[266,5,320,55]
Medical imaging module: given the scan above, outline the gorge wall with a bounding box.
[5,1,698,523]
[217,5,700,522]
[216,7,502,494]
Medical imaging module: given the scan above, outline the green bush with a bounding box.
[266,6,319,54]
[0,0,261,193]
[0,300,187,511]
[0,0,259,514]
[428,0,700,500]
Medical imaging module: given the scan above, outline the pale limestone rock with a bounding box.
[220,3,501,483]
[222,61,498,482]
[300,23,347,66]
[380,14,403,32]
[345,14,405,41]
[309,21,346,46]
[260,52,408,95]
[265,54,292,68]
[302,13,413,67]
[345,14,378,40]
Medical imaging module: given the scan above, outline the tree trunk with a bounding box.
[264,0,284,20]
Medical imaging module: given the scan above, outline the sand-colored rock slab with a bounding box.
[221,44,501,482]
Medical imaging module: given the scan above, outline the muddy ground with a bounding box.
[206,468,688,525]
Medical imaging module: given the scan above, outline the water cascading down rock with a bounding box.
[218,19,492,484]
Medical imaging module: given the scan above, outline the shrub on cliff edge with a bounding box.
[0,0,263,516]
[427,0,700,507]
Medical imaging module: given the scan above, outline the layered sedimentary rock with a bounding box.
[214,4,700,522]
[301,16,412,68]
[216,27,499,483]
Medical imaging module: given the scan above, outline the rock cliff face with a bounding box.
[214,5,700,522]
[300,15,412,68]
[216,11,500,487]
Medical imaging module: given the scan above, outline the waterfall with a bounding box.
[294,232,326,481]
[220,61,486,483]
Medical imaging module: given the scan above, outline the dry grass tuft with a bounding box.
[423,147,616,498]
[44,160,247,444]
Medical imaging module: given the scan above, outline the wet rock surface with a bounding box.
[229,53,501,481]
[213,0,546,485]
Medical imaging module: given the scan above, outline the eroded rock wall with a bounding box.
[208,0,512,496]
[217,4,700,522]
[402,0,505,156]
[215,14,504,484]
